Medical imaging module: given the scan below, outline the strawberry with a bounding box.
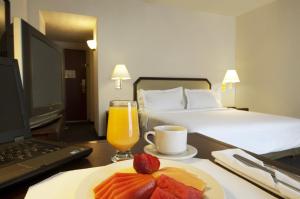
[133,153,160,174]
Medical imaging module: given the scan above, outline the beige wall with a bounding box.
[236,0,300,118]
[12,0,236,135]
[10,0,28,22]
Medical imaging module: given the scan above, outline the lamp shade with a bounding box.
[111,64,131,80]
[87,40,97,50]
[223,69,240,83]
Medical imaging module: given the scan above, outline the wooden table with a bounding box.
[1,133,299,198]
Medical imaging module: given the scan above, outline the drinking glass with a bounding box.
[107,100,140,162]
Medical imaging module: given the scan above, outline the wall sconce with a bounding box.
[87,40,97,50]
[222,69,240,91]
[111,64,131,89]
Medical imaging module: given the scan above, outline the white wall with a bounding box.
[13,0,236,135]
[236,0,300,118]
[10,0,28,22]
[10,0,28,81]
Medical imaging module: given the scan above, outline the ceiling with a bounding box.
[145,0,277,16]
[42,0,276,42]
[42,11,96,43]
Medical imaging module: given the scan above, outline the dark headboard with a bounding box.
[133,77,211,100]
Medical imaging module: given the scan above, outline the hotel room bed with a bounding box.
[139,108,300,158]
[134,77,300,159]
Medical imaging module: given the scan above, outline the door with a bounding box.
[64,49,87,121]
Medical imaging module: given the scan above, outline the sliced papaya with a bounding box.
[106,176,147,199]
[95,176,141,198]
[94,174,142,198]
[94,173,137,193]
[94,174,116,193]
[113,175,156,199]
[95,175,138,198]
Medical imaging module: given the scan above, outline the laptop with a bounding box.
[0,57,92,189]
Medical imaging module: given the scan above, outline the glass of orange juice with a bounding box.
[107,100,140,162]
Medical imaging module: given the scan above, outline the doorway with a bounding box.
[64,49,87,121]
[39,11,98,131]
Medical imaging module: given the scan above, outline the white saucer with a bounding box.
[144,144,198,160]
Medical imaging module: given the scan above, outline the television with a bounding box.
[14,18,64,128]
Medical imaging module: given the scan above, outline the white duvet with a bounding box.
[140,108,300,155]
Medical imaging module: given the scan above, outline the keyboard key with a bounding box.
[0,140,63,168]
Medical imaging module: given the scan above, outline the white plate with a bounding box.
[144,144,198,160]
[75,159,225,199]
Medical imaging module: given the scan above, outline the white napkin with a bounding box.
[212,148,300,199]
[275,170,300,199]
[25,167,99,199]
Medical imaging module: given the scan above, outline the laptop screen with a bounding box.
[0,58,31,143]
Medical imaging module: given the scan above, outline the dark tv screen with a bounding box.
[30,36,62,109]
[20,19,64,128]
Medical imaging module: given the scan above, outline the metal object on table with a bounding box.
[233,154,300,193]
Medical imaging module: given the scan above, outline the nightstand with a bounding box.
[227,107,249,111]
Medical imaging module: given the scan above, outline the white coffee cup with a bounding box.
[144,125,187,155]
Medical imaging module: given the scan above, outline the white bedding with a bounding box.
[140,108,300,155]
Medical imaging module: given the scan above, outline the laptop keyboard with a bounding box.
[0,140,62,168]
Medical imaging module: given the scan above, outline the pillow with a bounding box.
[185,89,222,109]
[137,89,145,109]
[140,87,185,111]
